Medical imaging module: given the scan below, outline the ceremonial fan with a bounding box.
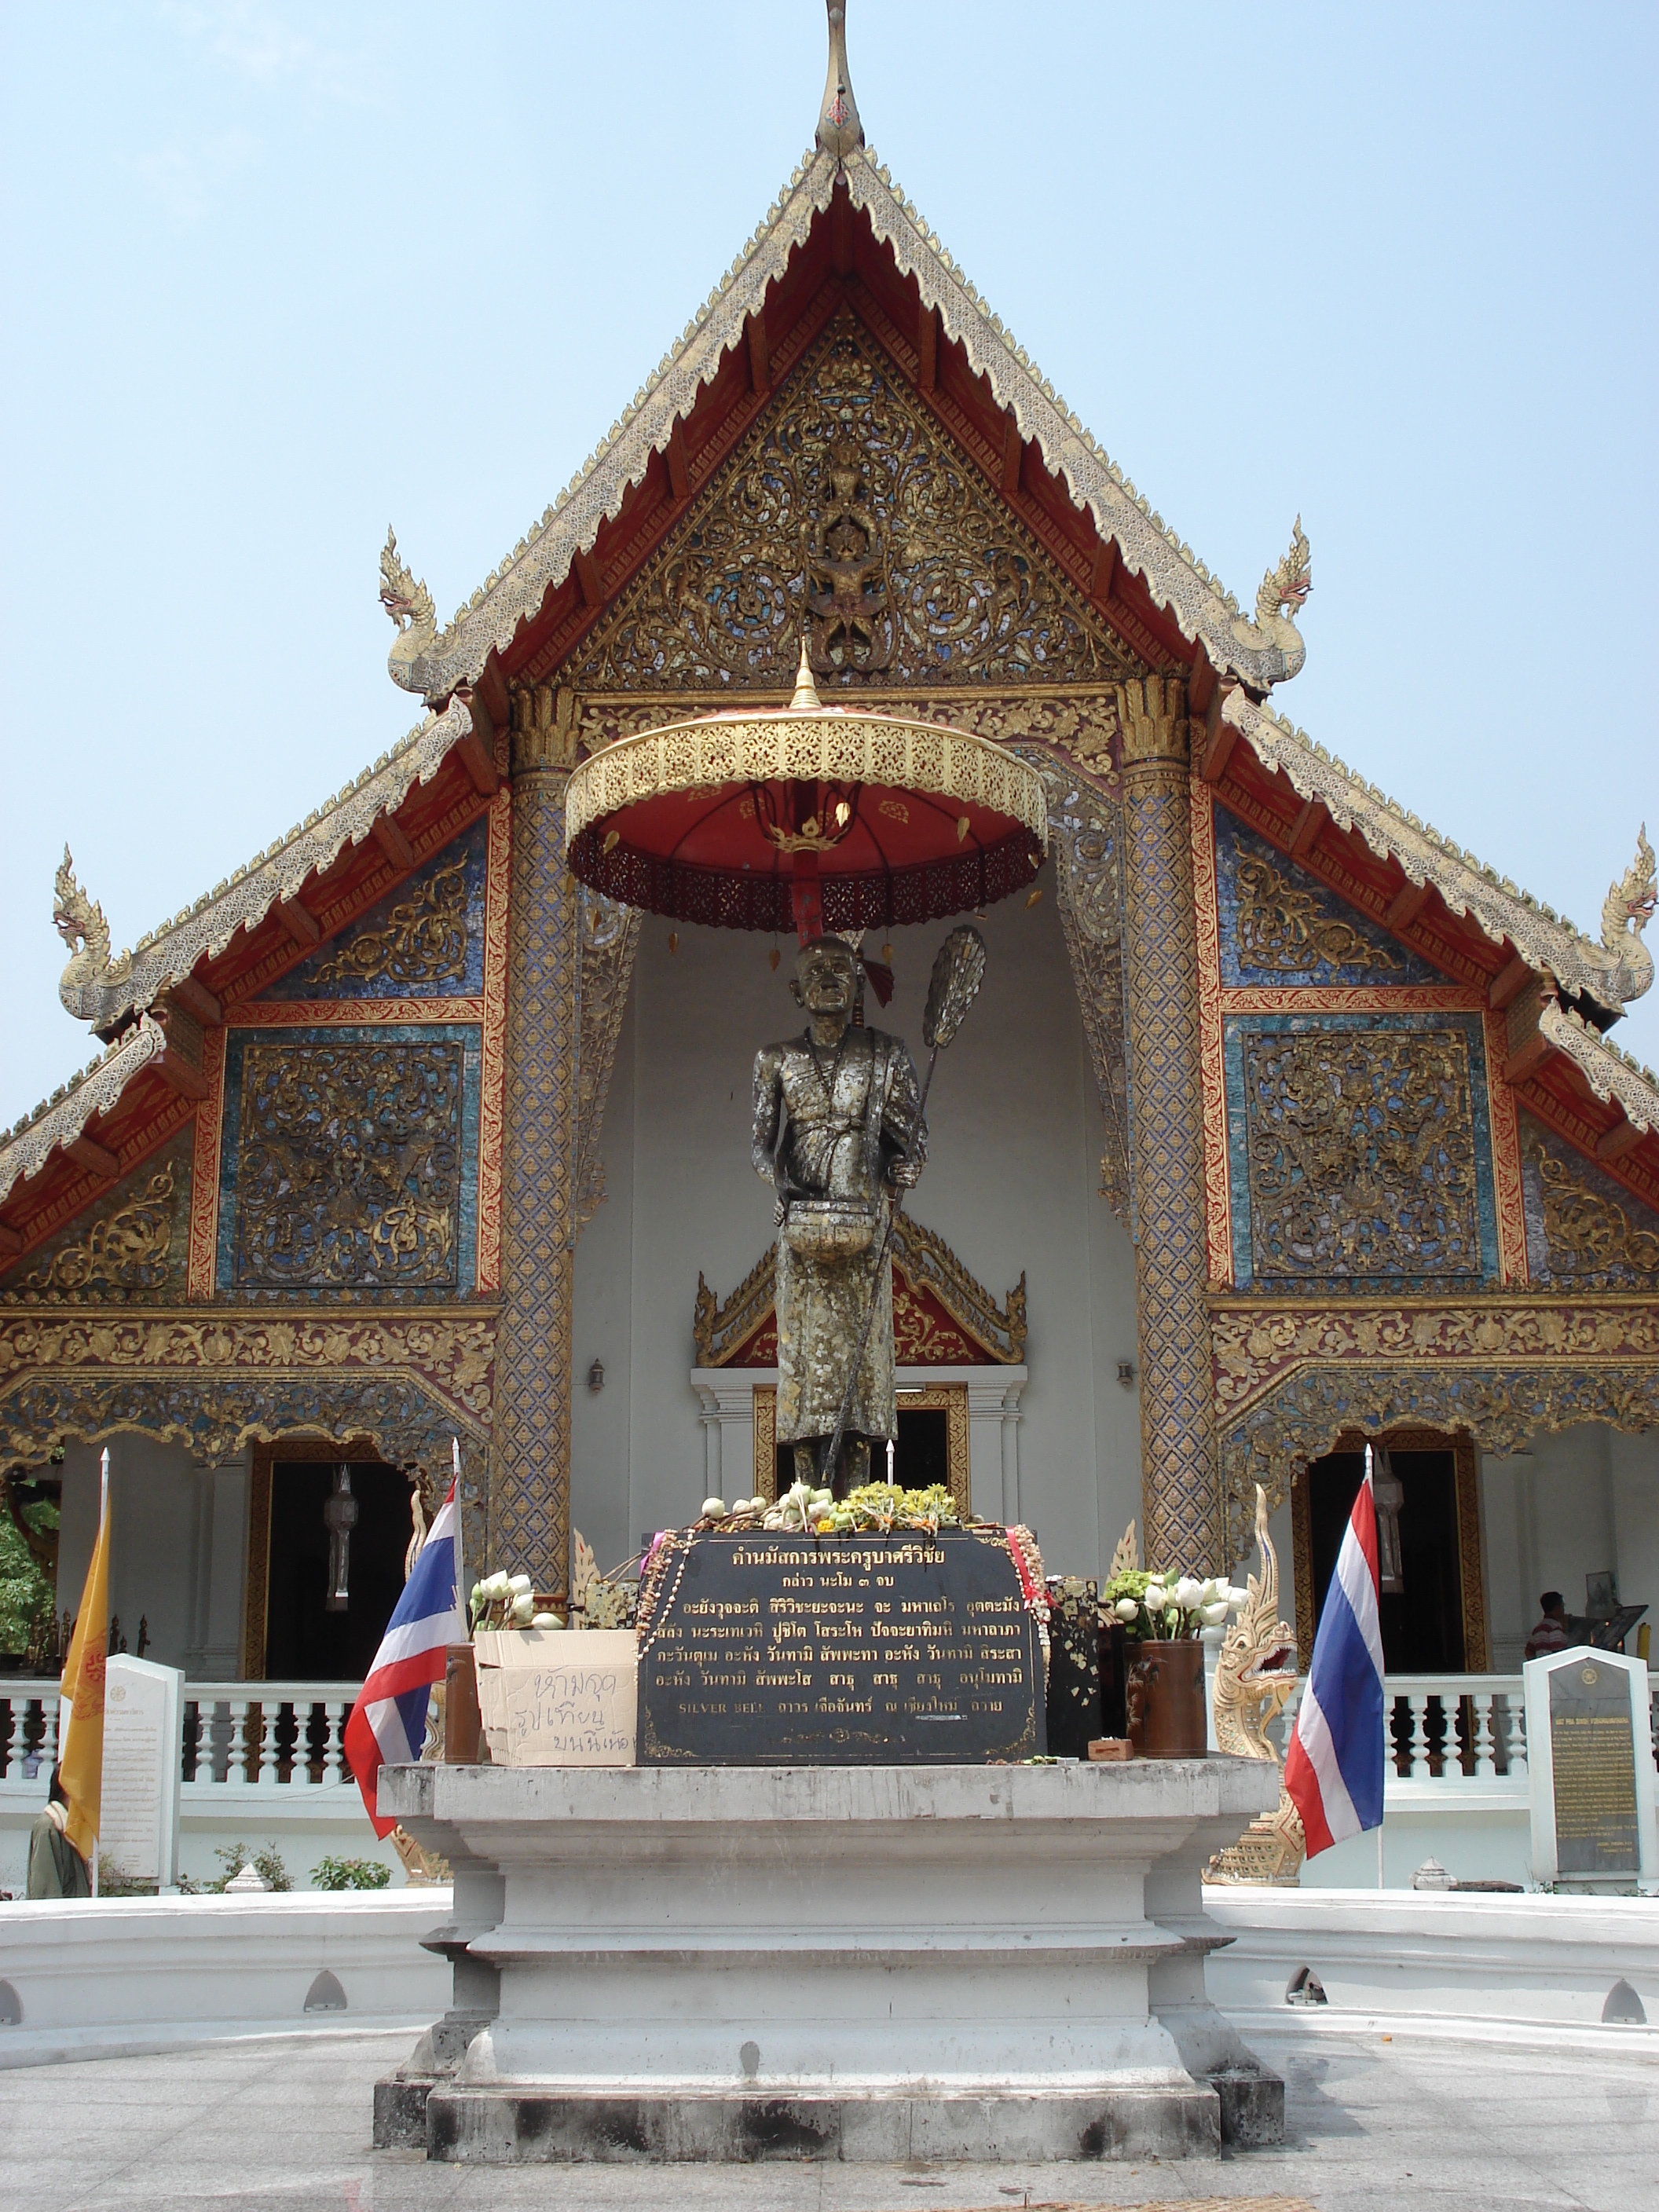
[564,645,1047,947]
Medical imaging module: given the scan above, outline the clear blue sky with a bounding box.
[2,2,1655,1132]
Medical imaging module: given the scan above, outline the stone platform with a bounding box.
[376,1757,1284,2163]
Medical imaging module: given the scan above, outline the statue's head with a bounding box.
[791,934,859,1020]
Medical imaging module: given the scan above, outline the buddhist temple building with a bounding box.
[3,10,1656,1722]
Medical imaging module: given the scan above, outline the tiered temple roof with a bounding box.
[4,8,1654,1257]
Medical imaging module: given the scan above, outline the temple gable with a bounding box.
[569,311,1144,698]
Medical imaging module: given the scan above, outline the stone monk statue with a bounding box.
[752,932,926,1496]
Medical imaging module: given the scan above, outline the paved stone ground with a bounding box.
[0,2023,1654,2211]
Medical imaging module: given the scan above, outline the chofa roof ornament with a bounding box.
[1594,826,1656,1007]
[379,527,438,693]
[816,2,862,160]
[1232,517,1312,687]
[53,848,129,1019]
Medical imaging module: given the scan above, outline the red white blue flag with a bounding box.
[1284,1449,1386,1856]
[344,1470,466,1838]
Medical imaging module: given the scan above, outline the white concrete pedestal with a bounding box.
[378,1758,1282,2163]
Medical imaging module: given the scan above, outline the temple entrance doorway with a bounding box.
[247,1443,413,1681]
[1295,1428,1487,1673]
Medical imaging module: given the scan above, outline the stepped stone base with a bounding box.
[378,1760,1284,2164]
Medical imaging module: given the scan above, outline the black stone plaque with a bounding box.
[1044,1576,1102,1760]
[637,1529,1046,1764]
[1547,1655,1639,1877]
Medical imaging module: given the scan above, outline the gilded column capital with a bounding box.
[510,683,580,776]
[1115,676,1190,775]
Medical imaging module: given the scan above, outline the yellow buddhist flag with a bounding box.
[57,1449,112,1869]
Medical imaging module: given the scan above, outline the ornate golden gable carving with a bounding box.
[1235,851,1403,976]
[572,312,1143,695]
[694,1212,1026,1368]
[1524,1126,1659,1286]
[312,855,470,988]
[20,1167,178,1298]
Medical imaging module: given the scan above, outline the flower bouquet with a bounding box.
[1099,1569,1244,1760]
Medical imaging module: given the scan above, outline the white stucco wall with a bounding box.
[55,1439,247,1679]
[1481,1425,1659,1668]
[570,869,1143,1583]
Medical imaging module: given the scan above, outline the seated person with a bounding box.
[1523,1590,1570,1661]
[27,1765,90,1899]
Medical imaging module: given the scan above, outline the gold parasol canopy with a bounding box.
[565,649,1047,942]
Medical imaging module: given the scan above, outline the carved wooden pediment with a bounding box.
[694,1214,1025,1368]
[573,309,1145,698]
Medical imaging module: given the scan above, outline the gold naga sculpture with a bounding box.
[1229,518,1312,685]
[1203,1484,1306,1886]
[53,848,130,1017]
[1588,826,1656,1009]
[379,528,439,693]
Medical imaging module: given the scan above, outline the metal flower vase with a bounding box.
[1125,1639,1208,1758]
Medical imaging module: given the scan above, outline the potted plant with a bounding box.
[1100,1570,1237,1758]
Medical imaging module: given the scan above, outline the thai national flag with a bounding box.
[344,1471,466,1838]
[1284,1448,1386,1856]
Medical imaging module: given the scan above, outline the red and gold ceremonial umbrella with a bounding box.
[565,648,1048,946]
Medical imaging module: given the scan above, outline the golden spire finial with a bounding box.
[816,1,862,160]
[790,636,823,712]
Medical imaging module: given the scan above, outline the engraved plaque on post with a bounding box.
[101,1657,184,1888]
[637,1529,1045,1765]
[1524,1645,1658,1890]
[1547,1657,1638,1876]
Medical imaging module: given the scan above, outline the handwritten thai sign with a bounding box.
[474,1629,636,1766]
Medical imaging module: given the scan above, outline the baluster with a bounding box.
[1473,1688,1496,1778]
[1408,1690,1432,1780]
[257,1701,280,1788]
[226,1698,251,1787]
[1511,1694,1528,1779]
[325,1700,348,1786]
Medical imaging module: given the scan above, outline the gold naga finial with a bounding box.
[789,635,824,713]
[1108,1518,1140,1580]
[816,1,863,160]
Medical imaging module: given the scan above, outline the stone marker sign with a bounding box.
[637,1529,1045,1765]
[1523,1645,1658,1891]
[474,1628,637,1766]
[101,1656,183,1888]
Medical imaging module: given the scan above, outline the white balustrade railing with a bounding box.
[0,1679,362,1793]
[1279,1670,1658,1787]
[2,1669,1654,1799]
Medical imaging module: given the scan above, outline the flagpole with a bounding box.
[1364,1445,1386,1891]
[451,1437,466,1621]
[90,1448,109,1899]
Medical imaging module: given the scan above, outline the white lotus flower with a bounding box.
[508,1572,534,1595]
[1114,1596,1141,1622]
[1199,1579,1219,1605]
[483,1570,511,1600]
[530,1611,562,1630]
[1200,1599,1230,1627]
[701,1496,727,1519]
[511,1591,535,1621]
[1142,1586,1167,1613]
[1174,1576,1203,1610]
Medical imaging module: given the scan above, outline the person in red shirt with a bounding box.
[1524,1591,1570,1661]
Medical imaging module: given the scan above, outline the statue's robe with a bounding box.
[751,1025,925,1448]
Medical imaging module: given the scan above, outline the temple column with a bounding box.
[493,701,579,1588]
[1117,676,1222,1575]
